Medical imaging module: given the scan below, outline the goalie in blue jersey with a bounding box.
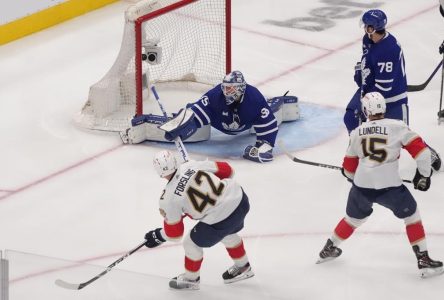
[160,71,279,163]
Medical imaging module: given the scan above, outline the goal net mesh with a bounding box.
[75,0,229,131]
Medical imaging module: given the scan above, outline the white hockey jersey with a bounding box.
[343,118,431,189]
[159,160,243,239]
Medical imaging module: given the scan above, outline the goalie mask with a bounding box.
[361,92,386,118]
[221,70,247,105]
[153,150,178,177]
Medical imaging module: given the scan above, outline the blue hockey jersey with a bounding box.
[360,33,408,105]
[188,84,278,146]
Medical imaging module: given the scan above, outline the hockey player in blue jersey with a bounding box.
[344,9,442,171]
[160,71,278,163]
[344,9,407,132]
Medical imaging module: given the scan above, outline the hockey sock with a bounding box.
[226,241,249,267]
[406,221,427,252]
[332,218,355,246]
[184,256,203,280]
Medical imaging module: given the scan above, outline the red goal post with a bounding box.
[76,0,231,132]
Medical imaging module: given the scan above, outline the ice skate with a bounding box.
[317,239,342,264]
[169,273,200,290]
[222,262,254,284]
[413,246,444,279]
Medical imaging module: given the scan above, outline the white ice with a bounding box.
[1,0,444,299]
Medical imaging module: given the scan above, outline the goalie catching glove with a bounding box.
[158,108,198,141]
[243,140,273,163]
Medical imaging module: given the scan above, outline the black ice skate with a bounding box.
[317,239,342,264]
[222,262,254,284]
[169,273,200,290]
[429,146,442,172]
[413,245,444,278]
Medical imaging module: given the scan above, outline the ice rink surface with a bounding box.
[1,0,444,299]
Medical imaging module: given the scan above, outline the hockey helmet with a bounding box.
[153,150,178,177]
[361,92,386,118]
[360,9,387,32]
[221,70,247,105]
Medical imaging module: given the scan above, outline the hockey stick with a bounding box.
[407,60,443,92]
[438,52,444,124]
[151,86,190,162]
[278,141,412,183]
[55,241,146,290]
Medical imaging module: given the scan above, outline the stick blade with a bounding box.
[55,279,82,290]
[407,85,424,92]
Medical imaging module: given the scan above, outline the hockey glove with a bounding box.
[144,228,166,248]
[413,169,431,192]
[243,140,273,163]
[159,108,198,141]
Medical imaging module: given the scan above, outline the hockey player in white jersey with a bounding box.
[344,9,442,172]
[317,92,443,278]
[143,150,254,289]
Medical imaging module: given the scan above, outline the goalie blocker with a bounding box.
[158,108,198,142]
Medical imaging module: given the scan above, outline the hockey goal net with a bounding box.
[75,0,231,131]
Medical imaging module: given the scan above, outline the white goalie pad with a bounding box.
[267,95,300,125]
[120,114,210,144]
[282,98,300,122]
[250,96,300,134]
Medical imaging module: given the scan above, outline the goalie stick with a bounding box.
[151,86,190,162]
[407,60,443,92]
[55,241,146,290]
[278,141,412,184]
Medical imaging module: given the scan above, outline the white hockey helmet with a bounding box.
[153,150,178,177]
[361,92,386,118]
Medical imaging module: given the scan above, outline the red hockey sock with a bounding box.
[185,256,203,273]
[334,218,355,241]
[406,221,425,245]
[226,241,246,259]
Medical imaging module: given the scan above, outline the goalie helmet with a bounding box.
[221,70,247,105]
[360,9,387,32]
[361,92,386,118]
[153,150,178,177]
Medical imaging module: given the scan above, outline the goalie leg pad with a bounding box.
[282,96,300,122]
[267,95,300,122]
[120,123,150,144]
